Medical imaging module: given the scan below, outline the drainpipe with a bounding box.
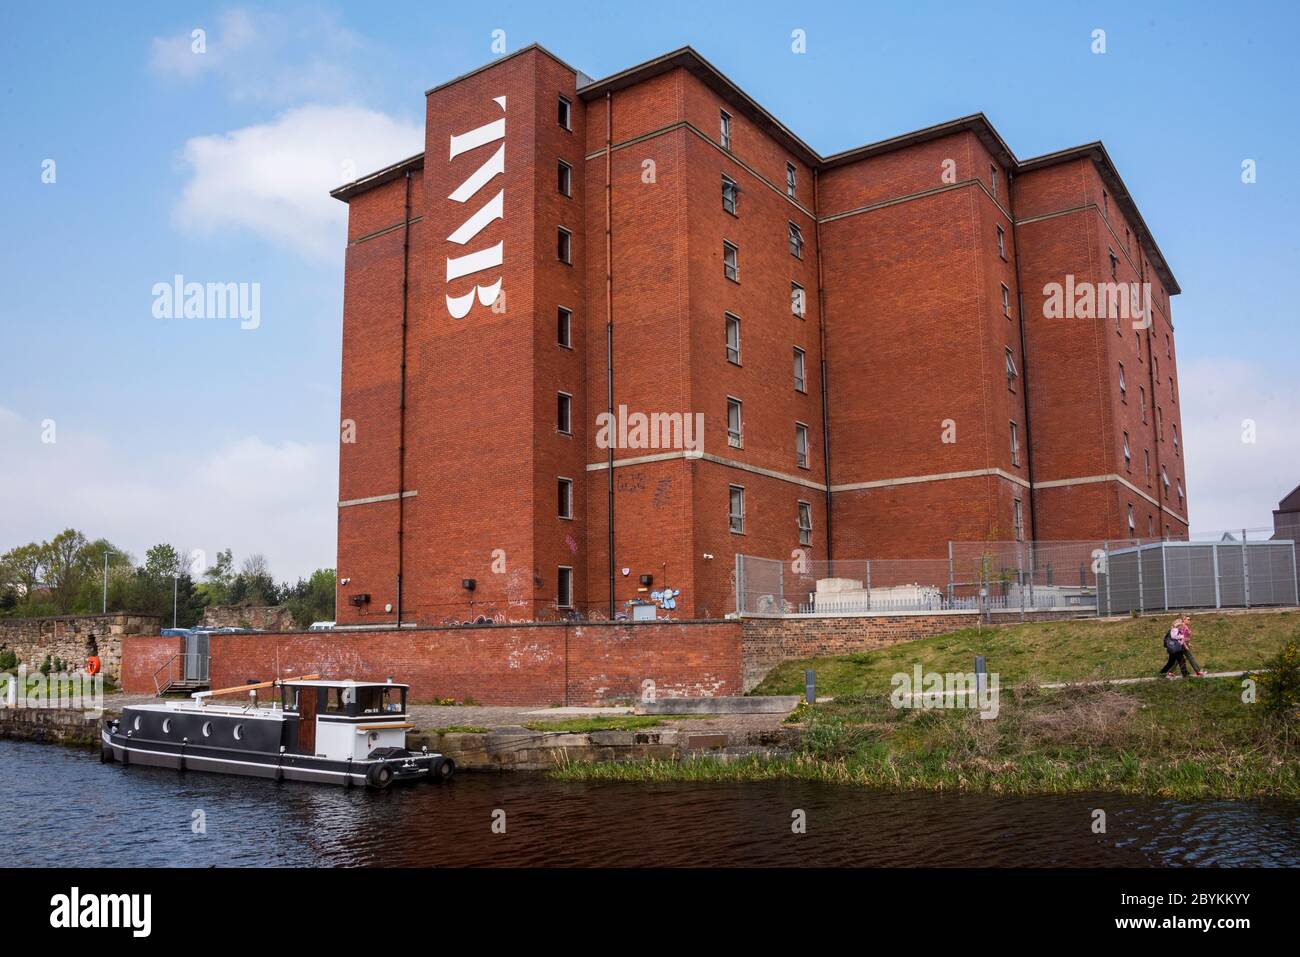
[813,169,833,570]
[395,169,412,625]
[1007,170,1037,543]
[1137,227,1165,540]
[605,91,616,619]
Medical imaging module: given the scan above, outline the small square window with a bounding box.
[727,398,743,449]
[788,222,804,259]
[728,485,745,533]
[722,175,738,215]
[557,392,572,434]
[723,241,739,282]
[557,566,573,608]
[557,307,572,348]
[557,477,573,519]
[557,96,572,131]
[786,162,797,198]
[725,313,741,365]
[557,227,572,264]
[791,282,806,318]
[797,501,813,546]
[996,224,1007,260]
[793,347,806,393]
[720,110,732,149]
[557,160,572,196]
[795,423,809,469]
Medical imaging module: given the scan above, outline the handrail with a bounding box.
[152,652,209,695]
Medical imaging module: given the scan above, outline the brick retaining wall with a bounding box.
[204,620,742,706]
[120,635,185,694]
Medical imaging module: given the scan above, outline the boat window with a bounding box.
[202,722,213,738]
[282,688,299,712]
[162,719,172,734]
[233,724,244,741]
[323,687,348,713]
[357,687,404,714]
[132,716,142,731]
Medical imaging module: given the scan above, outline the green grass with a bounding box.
[552,612,1300,799]
[752,610,1295,698]
[552,677,1300,799]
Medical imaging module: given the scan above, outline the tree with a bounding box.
[284,569,336,628]
[1,543,46,597]
[198,548,235,606]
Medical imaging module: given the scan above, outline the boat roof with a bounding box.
[280,679,410,689]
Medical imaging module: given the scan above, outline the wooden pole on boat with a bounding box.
[195,674,321,698]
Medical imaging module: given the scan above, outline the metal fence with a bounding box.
[736,533,1298,619]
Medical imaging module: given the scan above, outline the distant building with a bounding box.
[1273,485,1300,541]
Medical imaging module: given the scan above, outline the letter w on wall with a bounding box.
[446,96,506,319]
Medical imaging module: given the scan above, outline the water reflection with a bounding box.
[5,741,1297,867]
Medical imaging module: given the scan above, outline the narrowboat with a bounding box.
[101,676,453,789]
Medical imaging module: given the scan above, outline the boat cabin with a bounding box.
[278,680,412,761]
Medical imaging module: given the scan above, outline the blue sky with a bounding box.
[2,0,1297,578]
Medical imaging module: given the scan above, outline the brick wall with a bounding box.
[0,613,161,682]
[203,619,742,706]
[120,634,185,694]
[741,612,979,691]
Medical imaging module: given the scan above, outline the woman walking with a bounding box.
[1177,616,1207,676]
[1160,620,1189,679]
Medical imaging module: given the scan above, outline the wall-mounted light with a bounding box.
[348,593,371,607]
[462,578,476,591]
[639,574,653,587]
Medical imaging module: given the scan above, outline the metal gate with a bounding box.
[184,630,210,682]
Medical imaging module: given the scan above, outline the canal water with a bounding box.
[4,739,1297,867]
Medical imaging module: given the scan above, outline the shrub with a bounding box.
[1254,637,1300,721]
[0,648,17,670]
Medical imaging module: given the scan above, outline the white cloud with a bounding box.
[0,407,337,582]
[173,104,423,260]
[1179,356,1300,535]
[149,7,360,104]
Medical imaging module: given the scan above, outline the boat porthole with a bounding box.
[233,724,244,741]
[202,721,213,738]
[132,716,142,732]
[162,719,172,734]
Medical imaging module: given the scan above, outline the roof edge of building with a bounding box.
[423,42,583,96]
[330,152,425,203]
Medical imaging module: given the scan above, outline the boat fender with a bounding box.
[179,738,188,773]
[345,756,354,789]
[365,762,394,790]
[275,745,285,783]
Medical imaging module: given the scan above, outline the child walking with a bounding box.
[1160,620,1189,679]
[1177,616,1207,676]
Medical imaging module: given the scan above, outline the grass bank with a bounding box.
[550,611,1300,799]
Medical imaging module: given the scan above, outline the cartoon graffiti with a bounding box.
[650,587,681,610]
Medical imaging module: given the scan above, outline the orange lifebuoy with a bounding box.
[85,656,102,675]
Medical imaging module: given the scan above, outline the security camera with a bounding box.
[703,553,714,560]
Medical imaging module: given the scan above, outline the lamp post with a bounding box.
[101,548,112,614]
[172,575,179,628]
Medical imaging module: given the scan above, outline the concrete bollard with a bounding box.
[805,669,816,704]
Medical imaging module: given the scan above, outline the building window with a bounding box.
[990,164,999,198]
[788,222,804,259]
[1139,386,1146,422]
[1169,376,1176,403]
[557,477,573,519]
[1118,362,1126,400]
[728,485,745,533]
[1001,283,1011,318]
[1161,466,1170,496]
[723,241,739,281]
[1128,504,1136,537]
[1148,515,1154,538]
[791,282,806,318]
[1144,448,1151,483]
[557,566,573,608]
[793,347,806,392]
[727,397,743,448]
[725,313,741,365]
[1123,431,1131,470]
[1102,190,1109,218]
[797,501,813,546]
[557,307,572,348]
[1005,348,1018,392]
[557,160,572,196]
[1165,333,1171,358]
[996,224,1007,260]
[557,392,572,434]
[1013,499,1024,541]
[720,109,732,149]
[795,422,809,469]
[1172,424,1180,454]
[1136,332,1142,360]
[1010,420,1020,466]
[1177,479,1184,506]
[558,95,572,131]
[786,162,797,198]
[1109,249,1118,279]
[721,174,738,215]
[557,227,572,264]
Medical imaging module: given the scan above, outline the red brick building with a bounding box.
[330,44,1188,624]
